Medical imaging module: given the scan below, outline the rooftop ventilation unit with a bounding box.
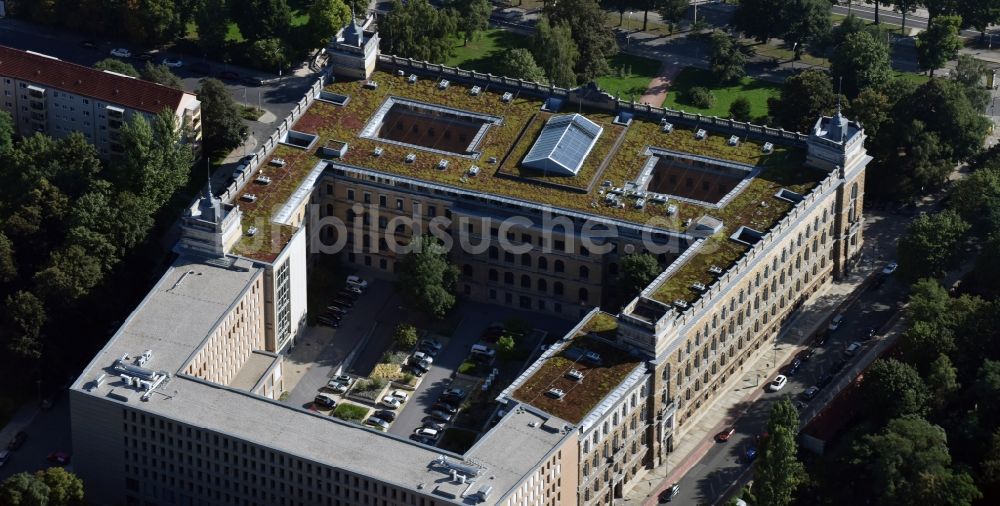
[708,265,723,275]
[634,198,645,209]
[566,369,584,381]
[501,92,513,103]
[470,86,481,96]
[546,388,566,399]
[691,282,707,293]
[695,129,707,140]
[372,146,383,157]
[487,156,498,164]
[438,79,450,90]
[404,153,416,163]
[674,299,689,310]
[256,175,271,184]
[666,204,678,215]
[136,349,152,367]
[437,159,449,170]
[603,179,613,187]
[270,158,286,167]
[651,194,667,204]
[408,74,417,84]
[246,226,258,236]
[468,166,480,176]
[396,69,405,77]
[241,194,257,202]
[661,122,674,133]
[762,142,774,154]
[728,135,740,146]
[432,456,482,477]
[364,80,378,89]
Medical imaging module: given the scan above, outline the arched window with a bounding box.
[554,282,564,296]
[325,203,334,216]
[488,269,498,282]
[521,253,532,267]
[504,272,513,285]
[538,279,547,293]
[851,182,858,200]
[520,275,531,288]
[462,264,473,277]
[538,256,548,270]
[579,265,590,279]
[555,260,565,273]
[488,246,498,259]
[579,287,589,302]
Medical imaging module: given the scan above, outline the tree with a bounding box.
[195,0,230,52]
[950,163,1000,233]
[924,0,959,20]
[3,290,45,359]
[658,0,689,24]
[861,358,930,423]
[891,0,922,34]
[830,13,868,47]
[916,15,963,76]
[534,16,579,88]
[93,58,139,78]
[853,417,981,506]
[35,468,84,506]
[780,0,832,59]
[952,55,990,111]
[755,425,806,506]
[545,0,618,82]
[620,253,660,298]
[709,32,746,84]
[230,0,292,40]
[303,0,351,48]
[198,78,249,157]
[0,110,11,153]
[975,360,1000,426]
[497,334,517,359]
[396,235,459,319]
[140,62,183,89]
[768,69,837,132]
[249,38,291,72]
[111,112,193,207]
[0,232,15,283]
[767,398,801,433]
[831,31,892,98]
[729,96,752,122]
[847,88,891,139]
[393,324,418,349]
[733,0,787,42]
[897,210,970,280]
[453,0,492,44]
[122,0,182,45]
[926,353,959,409]
[0,472,50,506]
[495,49,546,83]
[957,0,1000,37]
[33,244,103,302]
[380,0,457,65]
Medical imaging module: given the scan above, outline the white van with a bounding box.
[471,344,495,358]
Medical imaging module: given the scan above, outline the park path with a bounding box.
[638,61,682,108]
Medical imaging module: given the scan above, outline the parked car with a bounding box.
[844,341,863,357]
[80,40,97,49]
[830,359,847,374]
[814,331,830,346]
[47,451,71,466]
[404,364,426,377]
[410,434,435,445]
[313,393,336,409]
[443,387,467,399]
[784,358,803,376]
[744,446,758,463]
[241,76,264,86]
[439,393,462,405]
[860,327,877,342]
[428,410,453,422]
[422,420,446,431]
[135,50,158,61]
[388,390,409,402]
[816,373,835,389]
[365,417,390,430]
[419,339,443,352]
[882,261,898,275]
[768,375,788,392]
[797,349,815,362]
[802,386,820,400]
[161,58,183,68]
[658,483,680,503]
[7,432,27,451]
[380,396,402,409]
[325,380,348,393]
[0,450,9,467]
[482,322,505,341]
[331,298,353,308]
[414,427,439,439]
[110,48,131,58]
[344,285,363,295]
[326,305,347,315]
[828,314,845,331]
[431,402,458,415]
[333,375,353,387]
[412,351,433,365]
[373,410,397,422]
[316,317,340,328]
[408,358,431,372]
[715,427,736,442]
[337,290,359,301]
[346,275,368,290]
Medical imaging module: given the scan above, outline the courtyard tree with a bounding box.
[917,15,963,76]
[198,78,249,157]
[0,232,15,283]
[0,468,84,506]
[847,88,891,139]
[926,353,960,410]
[495,49,547,83]
[497,334,517,360]
[619,253,661,298]
[861,358,930,423]
[709,31,746,84]
[768,69,837,132]
[393,324,419,349]
[93,58,139,78]
[779,0,832,59]
[452,0,492,44]
[896,210,970,280]
[831,31,892,98]
[734,0,787,42]
[545,0,618,82]
[534,16,579,88]
[380,0,457,64]
[0,110,11,153]
[303,0,351,48]
[121,0,182,46]
[396,235,459,319]
[729,96,752,122]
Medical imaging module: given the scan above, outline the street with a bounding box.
[0,400,72,482]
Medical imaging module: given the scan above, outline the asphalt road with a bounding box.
[831,3,988,39]
[0,400,72,481]
[0,17,318,147]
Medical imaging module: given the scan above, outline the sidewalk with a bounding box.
[621,260,878,505]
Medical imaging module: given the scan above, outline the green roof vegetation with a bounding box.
[582,311,619,339]
[512,335,641,424]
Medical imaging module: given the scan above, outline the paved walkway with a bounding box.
[638,62,682,107]
[622,260,879,505]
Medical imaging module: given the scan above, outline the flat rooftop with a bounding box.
[72,255,574,502]
[231,69,824,267]
[508,311,643,424]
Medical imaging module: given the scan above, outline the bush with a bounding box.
[371,363,401,380]
[397,373,416,386]
[688,87,716,109]
[458,360,480,375]
[729,96,752,122]
[497,335,517,360]
[354,378,387,393]
[393,324,419,350]
[332,403,368,422]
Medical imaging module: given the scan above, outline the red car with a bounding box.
[715,427,736,442]
[47,451,70,466]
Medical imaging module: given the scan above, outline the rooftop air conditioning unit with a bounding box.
[404,153,416,163]
[372,146,384,157]
[695,129,707,140]
[246,226,258,236]
[438,79,450,90]
[501,92,513,103]
[256,176,271,185]
[691,282,707,293]
[437,159,449,170]
[241,194,257,202]
[763,142,774,154]
[635,198,645,209]
[408,74,417,84]
[662,122,674,133]
[674,300,689,310]
[470,86,481,96]
[364,80,378,89]
[728,135,740,146]
[468,166,480,176]
[566,369,584,381]
[708,265,723,275]
[546,388,566,399]
[666,204,678,215]
[270,158,286,167]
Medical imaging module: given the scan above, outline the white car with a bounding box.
[365,417,390,430]
[381,396,401,409]
[882,261,898,275]
[325,380,348,393]
[768,374,788,392]
[110,48,131,58]
[414,427,439,439]
[346,275,368,290]
[419,339,443,351]
[412,351,434,365]
[828,314,844,332]
[161,58,183,68]
[389,389,409,402]
[844,341,863,356]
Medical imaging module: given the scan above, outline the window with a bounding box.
[489,269,498,281]
[538,256,548,270]
[555,260,565,273]
[579,265,589,279]
[489,246,498,259]
[538,279,547,292]
[396,198,403,210]
[504,272,514,285]
[521,253,531,267]
[554,282,564,296]
[363,192,371,204]
[555,239,565,252]
[428,205,437,217]
[379,195,387,207]
[521,275,531,288]
[579,288,589,302]
[325,204,334,217]
[504,252,514,263]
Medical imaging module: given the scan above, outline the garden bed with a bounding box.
[331,403,369,422]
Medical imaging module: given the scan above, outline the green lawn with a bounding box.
[662,68,782,119]
[595,53,662,99]
[444,28,529,72]
[184,10,307,44]
[894,71,931,86]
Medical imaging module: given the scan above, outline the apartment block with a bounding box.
[0,45,201,157]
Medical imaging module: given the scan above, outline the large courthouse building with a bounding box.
[70,17,868,506]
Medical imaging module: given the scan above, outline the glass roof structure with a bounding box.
[522,113,603,176]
